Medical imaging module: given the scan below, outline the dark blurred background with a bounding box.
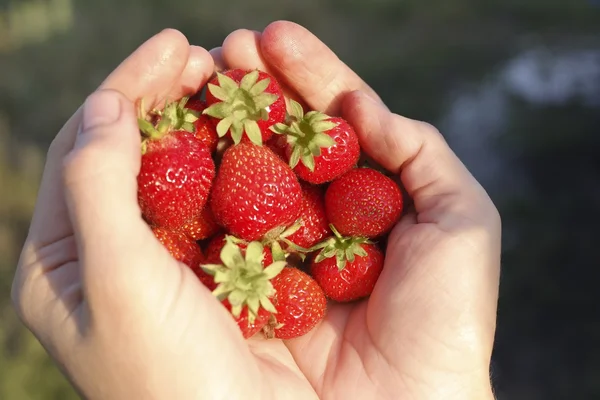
[1,0,599,399]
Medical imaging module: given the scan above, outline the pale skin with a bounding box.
[11,21,500,400]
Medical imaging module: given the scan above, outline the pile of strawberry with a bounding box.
[137,69,404,340]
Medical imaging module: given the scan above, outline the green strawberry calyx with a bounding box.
[203,70,279,146]
[311,224,372,271]
[137,97,199,153]
[201,236,286,323]
[270,99,338,172]
[262,220,311,262]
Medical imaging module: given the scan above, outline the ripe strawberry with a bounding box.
[203,69,286,145]
[223,299,271,339]
[138,100,215,230]
[271,100,360,184]
[184,98,219,152]
[325,167,403,238]
[284,183,331,249]
[263,267,327,340]
[202,238,286,334]
[210,142,303,242]
[182,206,220,241]
[152,227,214,287]
[310,226,384,302]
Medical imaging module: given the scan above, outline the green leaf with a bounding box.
[301,153,316,171]
[217,72,240,93]
[247,295,260,316]
[200,263,221,276]
[270,123,289,135]
[244,120,263,145]
[229,289,248,307]
[271,241,286,262]
[312,120,338,133]
[181,122,195,133]
[259,296,278,314]
[208,84,229,102]
[289,146,302,169]
[240,70,260,91]
[345,247,355,263]
[305,111,329,122]
[230,121,244,144]
[249,77,270,96]
[245,241,264,264]
[220,239,244,268]
[216,117,233,138]
[290,99,304,119]
[260,108,269,121]
[263,261,286,279]
[336,253,347,271]
[230,302,243,319]
[354,245,368,258]
[313,132,336,148]
[203,102,232,119]
[254,93,279,110]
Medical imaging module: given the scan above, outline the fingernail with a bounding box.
[81,91,122,132]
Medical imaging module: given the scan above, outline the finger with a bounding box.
[62,90,165,302]
[221,28,302,108]
[259,21,383,115]
[209,47,227,71]
[173,45,215,98]
[26,29,194,248]
[342,91,500,229]
[222,29,266,71]
[344,90,501,375]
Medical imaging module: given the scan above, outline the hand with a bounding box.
[11,23,500,400]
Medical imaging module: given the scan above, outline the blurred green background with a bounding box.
[1,0,599,399]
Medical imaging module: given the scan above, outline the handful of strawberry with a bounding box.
[138,69,404,340]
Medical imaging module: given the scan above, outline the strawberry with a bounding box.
[203,69,286,145]
[263,267,327,340]
[210,142,303,242]
[310,226,384,302]
[137,100,215,230]
[152,227,214,287]
[182,206,220,241]
[184,98,219,152]
[201,237,273,338]
[223,299,270,339]
[202,238,286,333]
[284,183,331,249]
[271,100,360,184]
[325,167,403,238]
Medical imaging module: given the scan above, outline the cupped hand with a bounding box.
[215,21,501,399]
[12,22,500,400]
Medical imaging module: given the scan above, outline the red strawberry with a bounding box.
[210,142,303,242]
[184,98,219,152]
[202,238,286,336]
[310,227,384,302]
[152,227,214,287]
[263,267,327,340]
[182,206,220,241]
[138,101,215,230]
[223,299,270,339]
[284,183,331,249]
[203,69,286,145]
[271,100,360,184]
[325,167,403,238]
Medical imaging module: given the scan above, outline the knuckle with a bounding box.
[417,120,445,141]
